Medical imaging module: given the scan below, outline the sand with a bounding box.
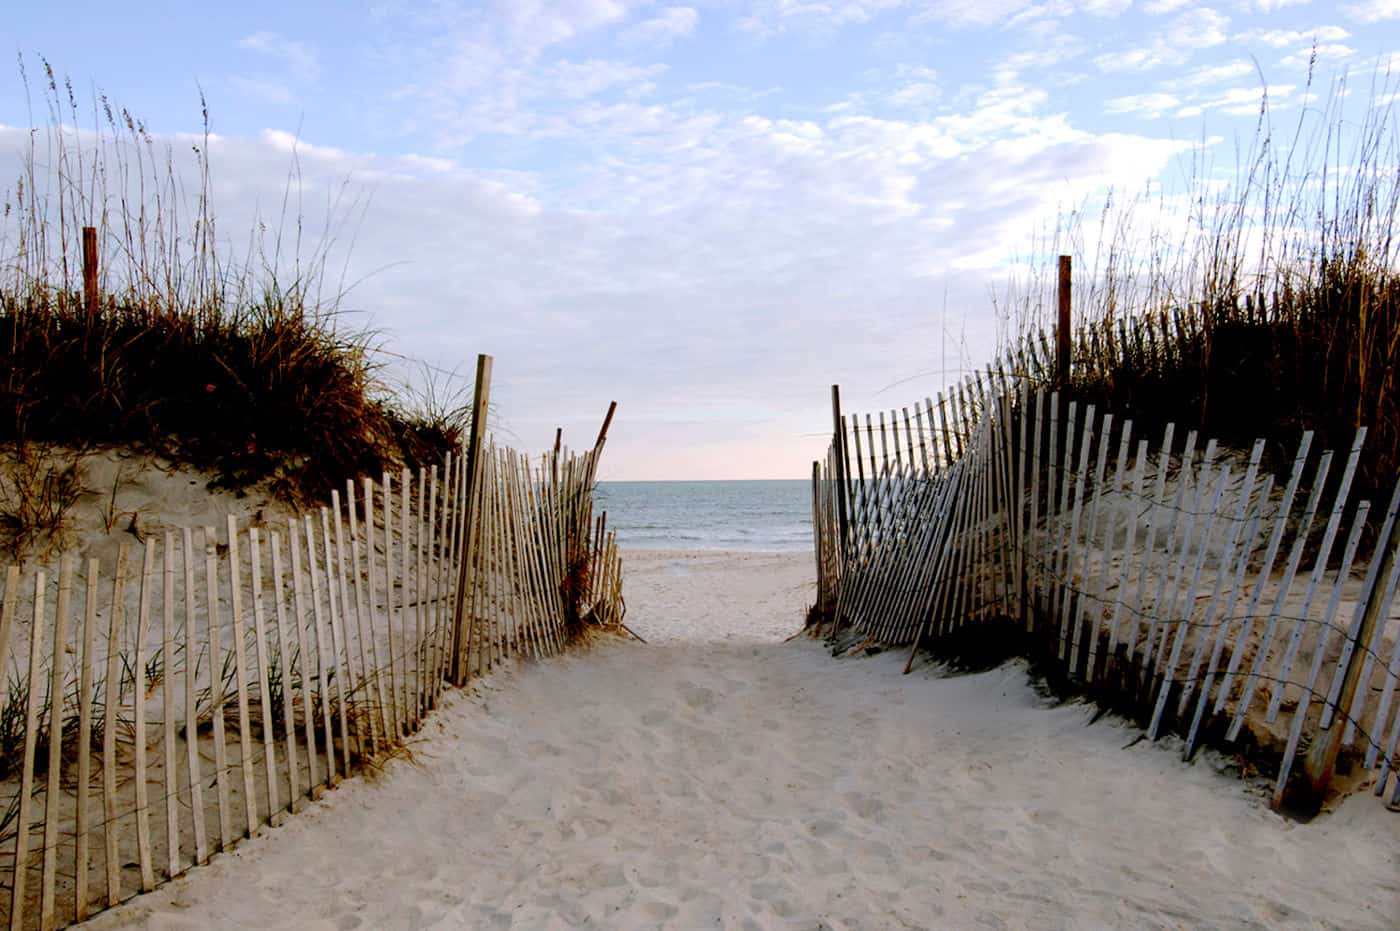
[85,549,1400,930]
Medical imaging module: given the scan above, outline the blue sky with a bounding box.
[3,1,1398,479]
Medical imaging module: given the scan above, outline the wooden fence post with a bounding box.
[831,385,850,550]
[449,353,493,686]
[83,225,99,315]
[811,460,824,611]
[1299,509,1400,807]
[1057,255,1072,388]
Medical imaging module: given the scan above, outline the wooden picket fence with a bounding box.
[0,355,625,929]
[811,351,1400,815]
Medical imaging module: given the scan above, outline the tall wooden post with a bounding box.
[1299,509,1399,806]
[594,401,617,450]
[1056,254,1072,387]
[583,401,617,489]
[811,460,824,611]
[449,353,493,686]
[831,385,850,550]
[82,226,99,316]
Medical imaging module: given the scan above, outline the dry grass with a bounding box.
[1002,59,1400,511]
[0,442,84,559]
[0,58,466,516]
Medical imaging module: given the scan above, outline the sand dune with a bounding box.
[88,551,1400,930]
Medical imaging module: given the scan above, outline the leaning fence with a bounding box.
[811,347,1400,817]
[0,354,625,930]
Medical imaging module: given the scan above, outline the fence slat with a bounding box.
[40,558,72,930]
[226,515,260,837]
[74,561,98,921]
[160,537,181,879]
[378,473,401,743]
[360,476,391,748]
[318,508,353,778]
[286,520,321,799]
[102,548,128,906]
[302,515,336,787]
[202,528,232,851]
[133,539,156,890]
[269,533,302,811]
[248,528,281,824]
[11,569,48,931]
[181,528,208,864]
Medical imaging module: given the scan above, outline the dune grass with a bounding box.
[0,58,466,549]
[1002,60,1400,510]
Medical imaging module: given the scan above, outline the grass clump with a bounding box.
[1002,60,1400,509]
[0,59,467,521]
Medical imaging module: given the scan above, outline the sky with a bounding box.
[2,1,1398,480]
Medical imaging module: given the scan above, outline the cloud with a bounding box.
[501,0,637,55]
[1168,7,1231,46]
[237,31,320,81]
[1078,0,1134,15]
[912,0,1037,28]
[1094,46,1171,72]
[738,0,909,35]
[1143,0,1194,12]
[229,77,296,106]
[1178,60,1256,85]
[1095,7,1230,72]
[1343,0,1400,21]
[544,59,667,100]
[1279,43,1357,69]
[623,6,698,47]
[1104,93,1182,118]
[1236,25,1351,46]
[1198,83,1296,115]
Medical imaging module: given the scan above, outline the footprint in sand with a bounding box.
[679,683,716,711]
[845,792,885,820]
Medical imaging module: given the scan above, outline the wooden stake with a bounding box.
[11,569,48,930]
[1056,254,1072,387]
[161,537,182,876]
[248,528,282,824]
[82,225,99,315]
[225,516,260,835]
[74,561,98,920]
[102,548,127,906]
[133,540,157,889]
[286,520,321,797]
[450,354,493,685]
[269,533,302,810]
[181,529,208,861]
[40,558,72,929]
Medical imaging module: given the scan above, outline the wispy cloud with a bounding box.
[1343,0,1400,22]
[1104,92,1182,118]
[1236,25,1351,46]
[623,6,698,47]
[1094,7,1231,72]
[1178,60,1257,86]
[229,76,296,106]
[237,31,320,81]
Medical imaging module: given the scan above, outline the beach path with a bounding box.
[86,551,1400,930]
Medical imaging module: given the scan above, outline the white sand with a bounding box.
[86,550,1400,930]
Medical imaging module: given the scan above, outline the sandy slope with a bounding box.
[88,551,1400,930]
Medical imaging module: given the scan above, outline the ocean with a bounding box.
[594,480,813,552]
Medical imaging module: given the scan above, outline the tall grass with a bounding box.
[1002,58,1400,505]
[0,59,464,517]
